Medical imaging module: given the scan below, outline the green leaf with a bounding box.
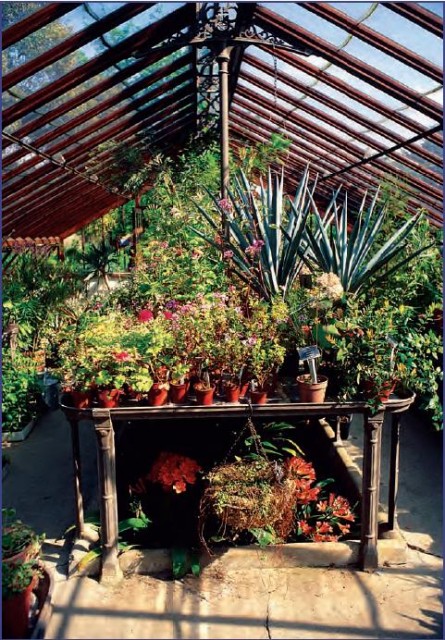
[172,547,189,580]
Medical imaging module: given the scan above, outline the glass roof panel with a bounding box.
[3,5,96,74]
[2,2,48,29]
[342,38,440,95]
[324,3,375,20]
[417,2,444,17]
[260,3,351,47]
[365,4,443,65]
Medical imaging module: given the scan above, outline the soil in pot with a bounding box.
[297,375,328,403]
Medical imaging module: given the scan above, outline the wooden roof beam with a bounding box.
[382,2,443,38]
[2,3,82,48]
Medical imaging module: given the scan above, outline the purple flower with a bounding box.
[166,299,179,310]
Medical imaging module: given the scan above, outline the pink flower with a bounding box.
[164,311,173,320]
[114,351,131,362]
[224,250,234,259]
[219,198,233,212]
[138,309,154,322]
[245,239,265,256]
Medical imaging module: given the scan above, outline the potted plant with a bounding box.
[333,300,402,407]
[2,560,42,639]
[194,370,216,406]
[248,339,286,404]
[2,508,43,566]
[168,361,190,404]
[2,509,44,639]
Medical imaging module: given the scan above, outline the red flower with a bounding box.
[148,452,201,493]
[138,309,154,322]
[164,311,173,320]
[114,351,131,362]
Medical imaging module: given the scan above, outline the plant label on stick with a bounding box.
[298,346,321,384]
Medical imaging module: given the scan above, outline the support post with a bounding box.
[92,408,122,583]
[387,413,401,531]
[359,409,384,571]
[218,45,232,200]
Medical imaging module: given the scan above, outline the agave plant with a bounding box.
[192,167,314,301]
[303,188,430,295]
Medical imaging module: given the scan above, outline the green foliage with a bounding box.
[67,511,151,573]
[2,254,82,352]
[243,422,303,460]
[171,547,201,580]
[2,561,40,599]
[303,187,429,295]
[2,353,43,433]
[194,167,312,301]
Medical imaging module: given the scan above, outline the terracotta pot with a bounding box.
[194,384,215,406]
[224,384,240,403]
[240,381,250,398]
[2,575,36,639]
[97,389,121,408]
[148,383,169,407]
[69,390,93,409]
[169,382,189,405]
[250,389,268,405]
[362,379,396,403]
[297,374,328,403]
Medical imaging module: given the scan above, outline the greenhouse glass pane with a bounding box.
[325,3,375,21]
[324,64,406,110]
[3,6,96,75]
[365,5,443,66]
[418,3,443,17]
[343,38,440,95]
[260,3,350,47]
[2,2,48,29]
[11,37,109,95]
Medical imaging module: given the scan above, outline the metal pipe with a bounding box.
[218,45,233,200]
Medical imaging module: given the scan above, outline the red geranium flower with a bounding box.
[138,309,154,322]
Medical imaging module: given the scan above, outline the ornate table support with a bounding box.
[67,414,85,539]
[92,408,122,583]
[360,410,384,571]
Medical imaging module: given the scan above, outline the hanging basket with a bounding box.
[200,458,299,543]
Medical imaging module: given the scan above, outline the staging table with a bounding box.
[61,392,415,580]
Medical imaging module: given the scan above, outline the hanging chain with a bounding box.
[222,404,268,464]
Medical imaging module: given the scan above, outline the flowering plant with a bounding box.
[147,452,202,494]
[296,490,356,542]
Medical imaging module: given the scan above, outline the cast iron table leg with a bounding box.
[92,408,122,583]
[68,415,85,539]
[359,410,384,571]
[387,413,401,531]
